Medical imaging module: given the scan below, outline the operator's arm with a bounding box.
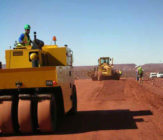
[18,33,25,45]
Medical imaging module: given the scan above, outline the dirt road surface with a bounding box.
[0,78,163,140]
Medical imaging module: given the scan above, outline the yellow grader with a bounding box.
[91,57,121,80]
[0,32,77,134]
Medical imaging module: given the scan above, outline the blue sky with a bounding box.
[0,0,163,66]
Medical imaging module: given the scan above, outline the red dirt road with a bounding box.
[0,79,163,140]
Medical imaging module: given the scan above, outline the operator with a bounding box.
[137,66,144,83]
[18,24,32,46]
[103,60,107,65]
[119,70,122,75]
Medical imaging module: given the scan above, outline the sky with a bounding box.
[0,0,163,66]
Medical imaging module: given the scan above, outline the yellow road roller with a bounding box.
[0,32,77,134]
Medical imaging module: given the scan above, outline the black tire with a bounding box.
[91,71,98,81]
[69,85,77,114]
[92,76,97,81]
[55,88,64,121]
[37,93,58,132]
[50,94,58,131]
[114,74,120,80]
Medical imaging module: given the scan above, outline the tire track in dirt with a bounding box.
[125,79,163,136]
